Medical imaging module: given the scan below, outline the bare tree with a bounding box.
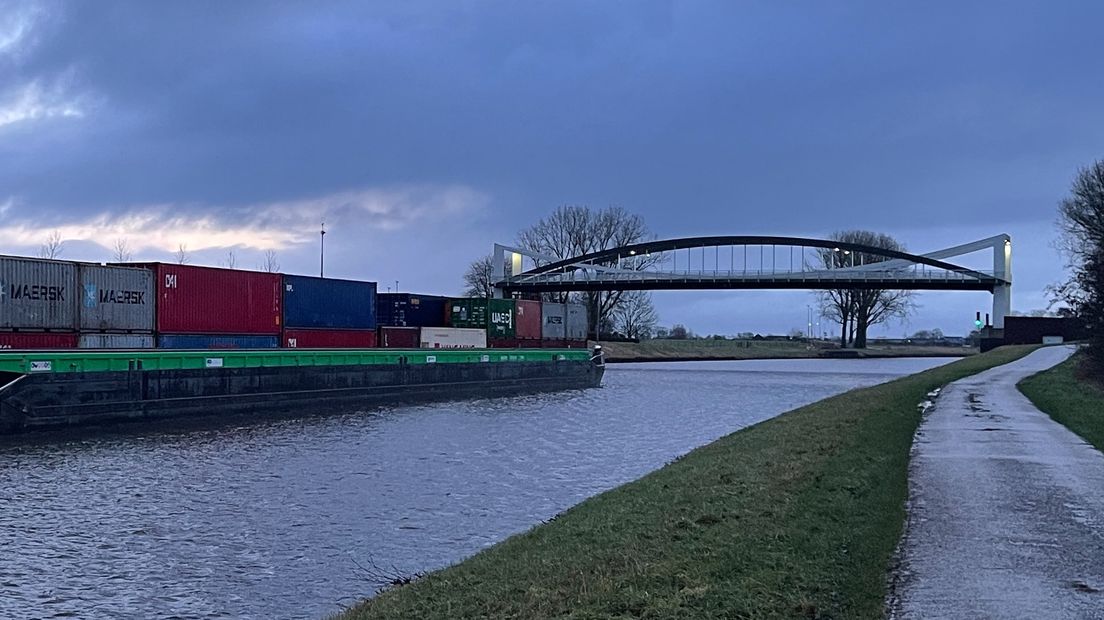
[1054,159,1104,367]
[462,255,496,298]
[174,243,190,265]
[815,230,915,348]
[611,290,658,339]
[262,250,280,273]
[38,230,63,259]
[112,238,133,262]
[223,249,238,269]
[513,205,656,337]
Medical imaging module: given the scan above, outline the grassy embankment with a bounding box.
[597,339,973,362]
[1020,351,1104,452]
[340,345,1035,620]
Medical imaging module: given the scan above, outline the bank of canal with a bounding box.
[0,357,951,619]
[342,347,1036,620]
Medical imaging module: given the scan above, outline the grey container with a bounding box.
[541,302,566,340]
[78,264,155,332]
[565,303,589,341]
[79,333,155,349]
[0,256,77,330]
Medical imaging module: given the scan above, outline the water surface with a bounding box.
[0,357,952,619]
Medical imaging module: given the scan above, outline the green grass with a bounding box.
[339,346,1036,620]
[1019,351,1104,452]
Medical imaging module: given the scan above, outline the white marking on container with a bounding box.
[205,358,224,368]
[29,361,52,372]
[426,355,437,363]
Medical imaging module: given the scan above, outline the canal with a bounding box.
[0,357,951,619]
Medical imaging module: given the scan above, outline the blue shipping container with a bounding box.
[376,293,449,327]
[157,334,279,349]
[282,275,377,329]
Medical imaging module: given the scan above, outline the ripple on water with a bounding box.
[0,357,951,619]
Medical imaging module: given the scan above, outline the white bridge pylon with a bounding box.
[493,234,1012,328]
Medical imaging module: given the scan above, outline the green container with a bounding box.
[448,298,516,339]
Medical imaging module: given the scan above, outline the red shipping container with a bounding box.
[489,338,519,349]
[0,332,78,349]
[565,340,588,348]
[129,263,282,335]
[283,329,377,348]
[517,338,541,348]
[378,326,419,348]
[515,300,542,340]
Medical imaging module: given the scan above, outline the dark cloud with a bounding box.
[1,1,1101,332]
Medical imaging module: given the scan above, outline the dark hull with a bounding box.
[0,360,604,434]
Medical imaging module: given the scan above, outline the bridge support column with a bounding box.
[492,244,506,299]
[992,236,1011,328]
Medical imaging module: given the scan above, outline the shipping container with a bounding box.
[78,264,155,332]
[282,275,377,329]
[378,326,420,348]
[157,334,279,349]
[565,340,588,348]
[282,328,377,348]
[0,256,77,330]
[448,298,516,339]
[565,303,589,341]
[376,293,449,327]
[515,300,542,340]
[541,303,566,340]
[419,327,487,349]
[0,331,78,349]
[78,333,155,349]
[123,263,282,335]
[489,338,518,349]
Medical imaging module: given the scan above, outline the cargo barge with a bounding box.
[0,347,605,435]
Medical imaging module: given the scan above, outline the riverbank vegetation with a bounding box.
[339,345,1034,620]
[1019,352,1104,452]
[598,338,972,362]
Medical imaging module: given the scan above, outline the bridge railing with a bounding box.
[501,267,1001,285]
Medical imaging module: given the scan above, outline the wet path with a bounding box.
[891,346,1104,619]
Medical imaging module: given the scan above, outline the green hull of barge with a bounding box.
[0,348,604,435]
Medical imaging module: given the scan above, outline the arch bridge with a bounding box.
[493,235,1012,327]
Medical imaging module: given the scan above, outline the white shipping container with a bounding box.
[0,256,77,330]
[565,303,589,341]
[78,264,155,332]
[419,327,487,349]
[78,333,155,349]
[541,302,566,340]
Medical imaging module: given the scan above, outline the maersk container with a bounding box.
[124,263,282,335]
[78,264,155,332]
[78,333,155,349]
[515,300,542,340]
[419,327,487,349]
[376,293,449,327]
[0,256,77,330]
[282,275,377,329]
[448,298,516,339]
[283,328,377,348]
[541,303,566,340]
[566,303,589,341]
[0,331,78,349]
[157,334,279,349]
[379,326,420,348]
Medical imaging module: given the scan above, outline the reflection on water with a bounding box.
[0,357,951,619]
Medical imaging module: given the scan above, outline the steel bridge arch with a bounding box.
[493,234,1013,327]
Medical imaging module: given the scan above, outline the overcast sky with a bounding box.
[2,1,1101,336]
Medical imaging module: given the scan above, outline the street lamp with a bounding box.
[319,220,326,278]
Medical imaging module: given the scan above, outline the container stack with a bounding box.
[78,264,156,348]
[1,253,588,351]
[541,302,589,348]
[282,275,377,348]
[0,256,79,349]
[448,298,517,347]
[130,263,283,349]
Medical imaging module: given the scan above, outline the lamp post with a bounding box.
[319,221,326,278]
